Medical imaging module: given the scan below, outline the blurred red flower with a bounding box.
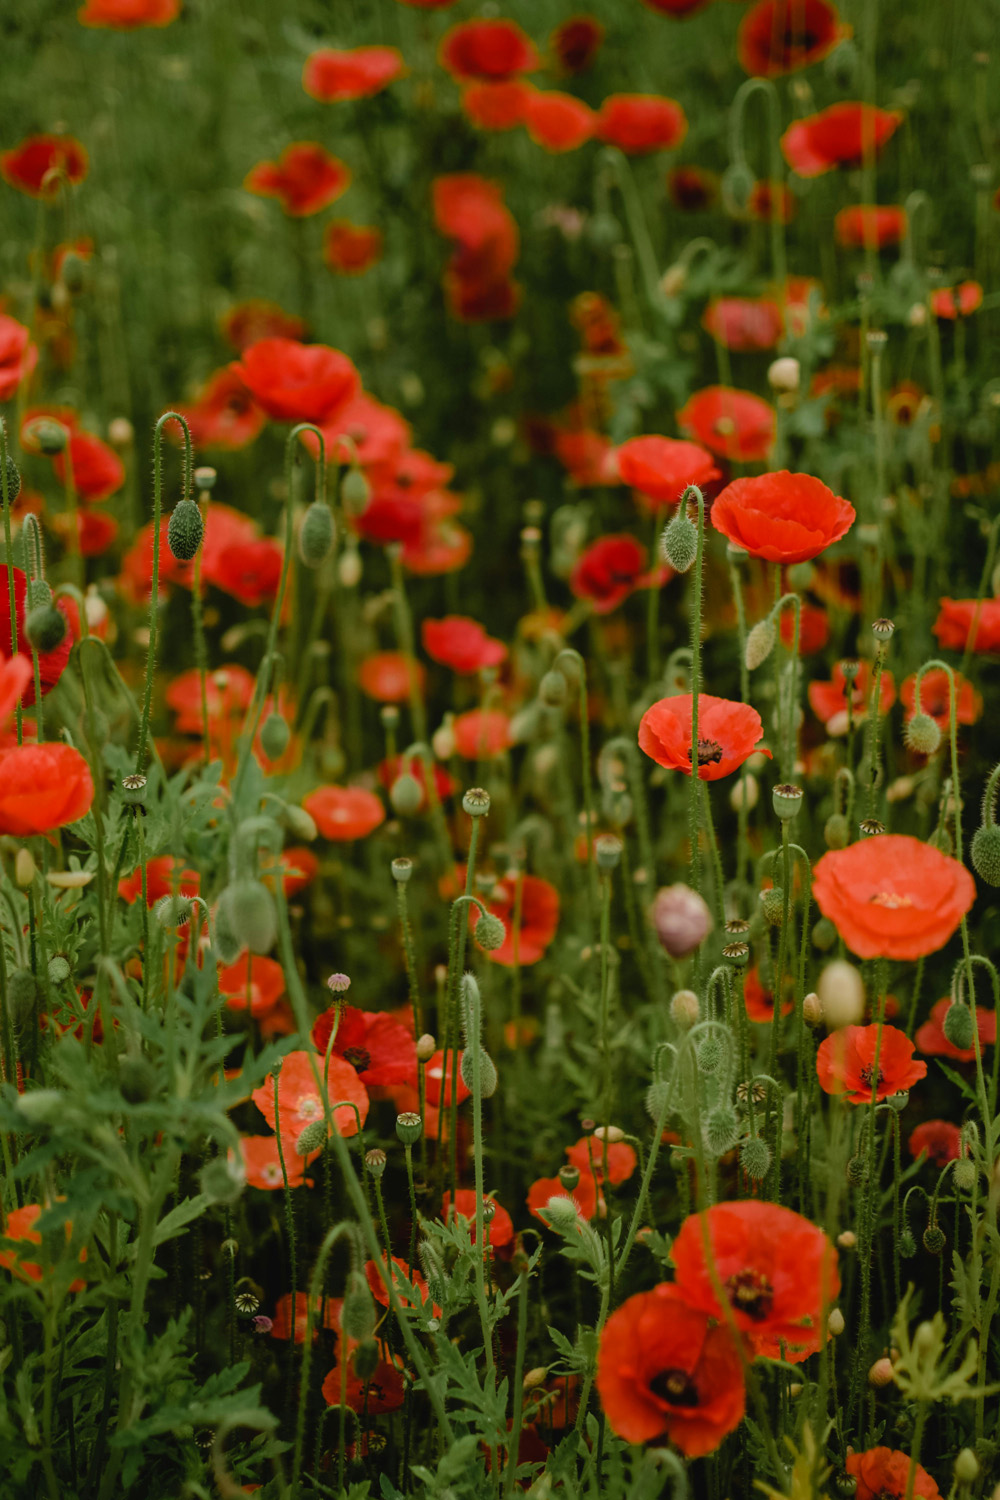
[1,134,88,197]
[0,1203,87,1291]
[595,94,688,154]
[79,0,179,23]
[566,1135,637,1185]
[0,743,94,835]
[817,1023,927,1103]
[303,46,406,102]
[702,297,784,351]
[365,1253,438,1313]
[118,855,200,906]
[52,508,120,557]
[452,708,512,759]
[639,694,770,780]
[311,1005,417,1087]
[781,602,829,654]
[615,435,720,510]
[908,1120,962,1167]
[423,1048,471,1107]
[422,616,507,673]
[439,20,539,80]
[52,430,125,501]
[711,472,855,563]
[667,165,719,210]
[0,567,72,704]
[846,1448,941,1500]
[471,871,560,965]
[322,1346,405,1414]
[808,660,895,734]
[834,204,908,249]
[303,785,385,840]
[744,966,794,1022]
[357,651,425,703]
[270,1291,342,1342]
[550,16,604,72]
[570,533,656,613]
[461,80,534,131]
[433,173,520,323]
[678,386,776,462]
[933,598,1000,653]
[176,367,266,450]
[0,315,38,401]
[244,144,351,217]
[221,300,306,352]
[236,338,360,424]
[240,1134,314,1190]
[900,668,980,731]
[781,103,903,177]
[524,91,596,151]
[738,0,847,76]
[219,954,286,1017]
[527,1172,598,1225]
[746,179,796,222]
[915,996,996,1063]
[931,281,983,319]
[443,1189,515,1247]
[323,221,383,275]
[813,835,975,960]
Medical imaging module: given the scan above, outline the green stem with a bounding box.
[135,412,192,773]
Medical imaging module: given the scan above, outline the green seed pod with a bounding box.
[760,887,785,927]
[121,773,148,807]
[341,1270,377,1341]
[167,497,204,562]
[462,786,491,817]
[298,501,335,567]
[259,713,291,762]
[740,1135,771,1181]
[660,512,697,573]
[8,968,38,1024]
[595,834,622,871]
[2,454,21,505]
[558,1163,581,1193]
[390,773,423,816]
[296,1121,328,1155]
[340,467,370,513]
[745,618,777,671]
[396,1111,422,1145]
[927,823,954,856]
[905,711,941,756]
[923,1222,946,1255]
[25,604,67,654]
[942,1002,975,1052]
[772,783,803,821]
[704,1105,739,1157]
[824,813,849,850]
[119,1055,157,1105]
[217,880,277,955]
[474,911,506,952]
[971,823,1000,886]
[365,1148,387,1179]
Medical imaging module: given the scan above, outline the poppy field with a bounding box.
[3,0,1000,1496]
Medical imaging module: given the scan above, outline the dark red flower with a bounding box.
[746,179,796,222]
[744,966,794,1022]
[834,204,908,249]
[422,616,507,673]
[596,1284,745,1454]
[52,431,125,502]
[933,598,1000,653]
[270,1291,342,1342]
[817,1023,927,1103]
[845,1448,941,1500]
[642,0,712,14]
[433,173,520,323]
[813,835,975,960]
[639,694,770,780]
[303,785,385,841]
[908,1120,962,1168]
[0,743,94,836]
[0,315,37,402]
[550,16,604,73]
[311,1005,417,1087]
[1,135,88,198]
[461,80,534,131]
[808,660,895,734]
[219,954,286,1017]
[236,338,360,424]
[570,533,654,613]
[738,0,847,76]
[554,427,618,485]
[711,471,855,563]
[243,143,351,217]
[220,300,306,352]
[615,435,720,510]
[781,103,903,177]
[678,386,776,462]
[439,20,539,80]
[79,0,178,23]
[0,566,72,705]
[323,221,383,275]
[303,46,406,102]
[915,996,996,1063]
[177,367,266,451]
[471,872,560,966]
[322,1345,405,1414]
[931,281,983,319]
[595,94,688,154]
[671,1201,840,1360]
[900,668,980,731]
[452,708,511,759]
[667,165,719,210]
[524,90,596,151]
[565,1135,637,1186]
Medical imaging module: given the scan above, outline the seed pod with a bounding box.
[167,497,204,561]
[299,501,335,567]
[217,880,277,955]
[396,1112,422,1145]
[259,713,291,762]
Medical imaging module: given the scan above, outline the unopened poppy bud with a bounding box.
[899,1228,916,1258]
[299,501,335,567]
[475,911,507,952]
[767,356,800,393]
[462,787,491,818]
[803,992,822,1025]
[341,1271,377,1341]
[338,545,362,587]
[971,823,1000,886]
[698,1035,724,1074]
[2,454,21,505]
[541,1196,581,1232]
[828,1308,845,1336]
[905,712,941,756]
[340,467,370,513]
[773,783,803,821]
[296,1121,328,1155]
[365,1148,387,1179]
[646,1078,671,1119]
[812,916,838,950]
[730,772,758,812]
[167,497,204,561]
[259,713,290,762]
[15,848,36,887]
[836,1230,857,1249]
[868,1357,894,1387]
[460,1046,498,1097]
[740,1135,771,1181]
[593,1125,624,1144]
[670,989,699,1028]
[704,1104,739,1156]
[954,1157,976,1191]
[217,880,277,955]
[824,812,849,849]
[390,773,423,816]
[432,721,454,758]
[538,670,567,706]
[29,418,69,456]
[106,416,133,448]
[523,1367,549,1392]
[847,1155,867,1186]
[661,511,698,573]
[923,1222,946,1255]
[650,883,713,958]
[558,1164,581,1192]
[155,893,192,930]
[760,887,785,927]
[954,1449,979,1484]
[25,604,67,654]
[818,960,865,1026]
[47,955,70,985]
[121,772,148,807]
[118,1054,156,1104]
[595,835,622,872]
[396,1111,422,1145]
[943,1002,975,1052]
[391,856,413,884]
[745,618,777,670]
[416,1033,436,1062]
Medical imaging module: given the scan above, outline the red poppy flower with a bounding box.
[252,1049,369,1142]
[0,742,93,835]
[527,1172,598,1225]
[177,367,265,450]
[471,872,560,966]
[51,508,119,557]
[596,1284,745,1454]
[461,80,534,131]
[900,668,980,731]
[711,472,855,564]
[0,651,31,729]
[550,16,604,72]
[781,602,829,654]
[0,1203,87,1291]
[817,1023,927,1103]
[377,754,454,812]
[322,1346,406,1414]
[781,103,903,177]
[566,1136,637,1186]
[166,665,254,734]
[270,1291,342,1343]
[595,95,688,154]
[311,1005,417,1088]
[244,144,351,217]
[813,835,975,961]
[554,427,618,485]
[744,966,795,1022]
[220,954,286,1017]
[746,179,796,222]
[357,651,425,703]
[52,430,125,502]
[303,785,385,841]
[0,567,72,704]
[908,1120,962,1167]
[236,338,360,425]
[423,1048,471,1108]
[667,165,719,211]
[570,534,652,613]
[738,0,847,76]
[702,298,784,352]
[1,134,89,198]
[834,204,908,249]
[639,694,770,781]
[440,20,539,80]
[256,844,319,899]
[915,996,996,1063]
[433,172,521,322]
[933,598,1000,653]
[452,708,512,759]
[422,616,507,673]
[118,855,200,906]
[931,281,983,319]
[221,300,306,353]
[808,661,895,734]
[524,91,596,151]
[615,435,720,510]
[204,510,284,608]
[79,0,179,23]
[442,1189,515,1248]
[642,0,711,13]
[672,1201,840,1361]
[303,46,406,102]
[240,1134,314,1190]
[678,386,776,462]
[323,221,383,276]
[0,315,37,402]
[846,1448,941,1500]
[365,1253,438,1314]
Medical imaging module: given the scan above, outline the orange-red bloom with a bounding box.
[711,472,855,564]
[915,996,996,1063]
[909,1120,962,1167]
[744,966,794,1022]
[311,1005,417,1088]
[471,872,560,965]
[845,1448,941,1500]
[452,708,511,759]
[808,661,896,734]
[321,1345,405,1414]
[461,80,533,131]
[251,1049,369,1142]
[176,367,266,451]
[118,855,200,906]
[244,144,351,217]
[900,668,981,731]
[323,221,383,275]
[79,0,179,23]
[221,300,306,352]
[933,598,1000,653]
[303,785,385,841]
[812,835,975,960]
[0,315,38,402]
[817,1023,927,1103]
[439,19,539,80]
[433,173,520,323]
[357,651,425,703]
[524,90,596,151]
[738,0,847,76]
[0,743,94,835]
[781,103,903,177]
[303,46,406,102]
[219,954,286,1018]
[834,204,908,249]
[1,135,88,197]
[0,567,72,704]
[595,94,687,154]
[0,1203,87,1290]
[639,694,770,780]
[615,435,720,510]
[678,386,776,462]
[671,1201,840,1360]
[702,297,784,351]
[570,534,657,613]
[52,430,125,502]
[240,1134,314,1190]
[443,1189,514,1248]
[566,1135,637,1186]
[931,281,983,319]
[236,338,360,425]
[422,616,507,673]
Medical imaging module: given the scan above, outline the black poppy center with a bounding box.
[687,737,724,766]
[343,1046,372,1073]
[650,1367,699,1406]
[726,1267,774,1320]
[859,1063,884,1089]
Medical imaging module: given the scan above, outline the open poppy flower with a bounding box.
[303,46,406,102]
[323,221,383,275]
[845,1448,941,1500]
[566,1135,637,1186]
[813,835,975,960]
[527,1171,598,1225]
[220,954,286,1017]
[550,16,604,73]
[51,430,126,502]
[303,784,385,841]
[270,1291,343,1343]
[321,1345,406,1415]
[252,1048,369,1142]
[678,386,776,462]
[931,281,983,319]
[808,661,895,734]
[221,300,306,353]
[236,338,360,425]
[817,1023,927,1102]
[639,694,770,780]
[595,94,688,154]
[596,1284,745,1454]
[781,103,903,177]
[471,871,560,965]
[443,1189,515,1248]
[118,855,200,906]
[0,567,72,704]
[738,0,847,76]
[452,708,512,759]
[702,297,784,352]
[523,90,596,152]
[439,19,539,80]
[0,315,38,402]
[176,367,266,450]
[554,427,618,486]
[311,1005,417,1087]
[240,1134,314,1190]
[357,651,425,703]
[900,668,980,732]
[908,1120,962,1167]
[309,391,410,473]
[0,1203,87,1291]
[672,1201,840,1361]
[570,534,658,614]
[423,1048,471,1108]
[1,134,88,197]
[422,616,507,673]
[915,996,996,1063]
[615,435,720,510]
[79,0,179,23]
[744,966,795,1022]
[0,742,93,836]
[834,205,908,249]
[244,143,351,217]
[461,80,534,131]
[933,597,1000,653]
[711,472,855,564]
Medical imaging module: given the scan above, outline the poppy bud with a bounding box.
[868,1357,894,1387]
[697,1035,724,1074]
[416,1033,436,1063]
[760,887,785,927]
[338,545,362,587]
[558,1164,581,1193]
[390,773,423,817]
[730,772,759,812]
[650,883,712,958]
[745,618,776,670]
[460,1045,498,1098]
[828,1308,845,1336]
[353,1339,381,1381]
[660,512,697,573]
[199,1153,246,1205]
[155,894,192,930]
[119,1055,157,1104]
[259,713,290,762]
[899,1228,917,1258]
[803,992,822,1025]
[165,500,203,568]
[340,467,370,514]
[847,1155,867,1186]
[48,955,71,985]
[341,1270,377,1341]
[645,1078,671,1120]
[954,1449,979,1484]
[538,670,567,706]
[923,1222,946,1255]
[299,501,335,567]
[593,1125,624,1144]
[217,880,277,955]
[670,988,699,1028]
[474,912,506,952]
[365,1148,387,1179]
[296,1121,328,1155]
[971,823,1000,886]
[942,1002,975,1052]
[954,1157,977,1192]
[25,604,68,654]
[818,959,865,1026]
[824,812,849,849]
[740,1135,771,1181]
[812,916,838,950]
[540,1196,581,1232]
[2,454,21,505]
[722,160,755,214]
[704,1105,739,1157]
[15,849,37,887]
[837,1230,857,1248]
[767,356,801,394]
[396,1111,422,1145]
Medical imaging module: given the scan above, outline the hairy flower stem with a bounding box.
[292,1221,356,1492]
[466,979,495,1386]
[848,969,889,1433]
[445,817,484,1194]
[503,1254,532,1500]
[616,1061,674,1281]
[404,1143,418,1279]
[389,547,452,871]
[135,412,192,774]
[190,482,212,765]
[687,487,706,894]
[865,653,886,820]
[396,879,423,1039]
[0,418,23,745]
[959,515,1000,684]
[272,1069,299,1404]
[767,820,793,1081]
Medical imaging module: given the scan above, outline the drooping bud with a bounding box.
[660,510,697,573]
[745,618,777,671]
[740,1135,771,1181]
[299,501,335,567]
[767,356,801,393]
[802,992,822,1025]
[296,1121,328,1155]
[390,773,423,817]
[649,884,713,959]
[942,1002,975,1052]
[340,467,370,513]
[828,1308,845,1337]
[905,712,941,756]
[538,670,567,706]
[217,880,277,955]
[696,1035,724,1074]
[953,1157,977,1192]
[25,604,68,654]
[540,1196,581,1232]
[341,1270,377,1341]
[474,911,507,952]
[971,823,1000,886]
[416,1033,436,1063]
[760,887,785,927]
[259,713,291,762]
[704,1104,739,1157]
[868,1357,894,1387]
[15,848,36,888]
[670,989,699,1028]
[923,1222,946,1255]
[824,812,849,849]
[167,497,204,562]
[155,893,192,930]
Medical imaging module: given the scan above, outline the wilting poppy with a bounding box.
[615,435,720,510]
[672,1201,840,1361]
[452,708,512,759]
[251,1048,369,1141]
[439,19,539,80]
[236,338,360,425]
[244,143,351,217]
[321,1345,406,1415]
[323,221,383,275]
[711,472,855,564]
[566,1135,637,1186]
[312,1005,417,1087]
[702,298,784,352]
[738,0,847,76]
[595,94,688,154]
[443,1189,515,1248]
[596,1284,745,1454]
[0,315,38,402]
[834,205,908,249]
[908,1120,962,1167]
[221,300,306,352]
[900,668,980,731]
[678,386,776,462]
[177,367,265,451]
[303,784,385,841]
[845,1448,942,1500]
[667,165,719,210]
[0,567,72,703]
[930,281,983,319]
[52,430,126,502]
[933,597,1000,653]
[0,742,93,836]
[527,1171,598,1225]
[781,103,903,177]
[639,694,770,780]
[915,996,996,1063]
[471,871,560,966]
[813,835,975,960]
[303,46,406,102]
[0,1203,87,1291]
[524,91,596,152]
[270,1291,343,1343]
[570,534,653,613]
[118,855,200,906]
[550,16,604,72]
[357,651,425,703]
[79,0,179,23]
[422,616,507,673]
[220,954,286,1017]
[808,661,896,735]
[1,134,88,197]
[817,1023,927,1103]
[461,80,533,131]
[240,1134,313,1190]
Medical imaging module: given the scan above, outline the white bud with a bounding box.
[729,773,759,812]
[818,960,865,1027]
[338,547,362,588]
[767,356,800,393]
